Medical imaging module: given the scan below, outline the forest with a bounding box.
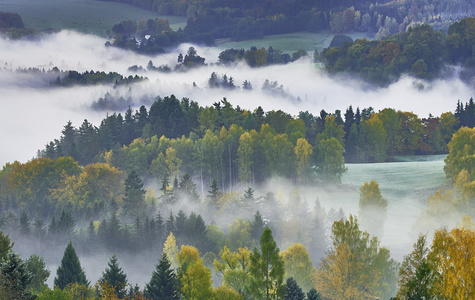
[102,0,474,42]
[2,0,475,299]
[1,92,475,298]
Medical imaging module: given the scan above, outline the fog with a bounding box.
[0,30,470,289]
[1,31,472,166]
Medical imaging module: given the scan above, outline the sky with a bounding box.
[0,30,473,167]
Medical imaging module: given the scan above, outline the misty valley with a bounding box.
[2,0,475,299]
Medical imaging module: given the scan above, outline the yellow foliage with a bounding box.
[314,243,376,300]
[215,285,243,300]
[177,245,200,269]
[163,233,179,269]
[281,243,315,291]
[429,227,475,299]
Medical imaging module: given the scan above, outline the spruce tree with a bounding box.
[283,277,305,300]
[144,252,179,300]
[250,211,266,246]
[0,251,33,300]
[99,255,128,299]
[54,241,89,289]
[123,170,146,217]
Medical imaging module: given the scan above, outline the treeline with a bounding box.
[0,11,36,39]
[40,95,461,169]
[52,70,147,87]
[321,17,475,85]
[103,0,474,43]
[4,212,475,299]
[1,213,402,299]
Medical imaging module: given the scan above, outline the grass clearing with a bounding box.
[0,0,187,36]
[215,31,372,54]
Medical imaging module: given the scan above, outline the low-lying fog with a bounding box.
[0,31,467,287]
[0,31,472,166]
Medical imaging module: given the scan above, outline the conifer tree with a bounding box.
[123,170,146,218]
[99,255,128,299]
[283,277,305,300]
[54,241,89,289]
[144,252,179,300]
[249,227,285,299]
[250,211,265,246]
[0,251,34,300]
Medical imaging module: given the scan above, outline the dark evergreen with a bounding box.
[283,277,305,300]
[250,211,266,246]
[54,241,89,289]
[99,255,128,299]
[19,210,30,236]
[0,251,34,300]
[123,170,146,218]
[144,252,179,300]
[306,288,322,300]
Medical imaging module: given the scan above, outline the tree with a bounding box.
[163,233,179,269]
[54,241,89,289]
[358,180,388,238]
[428,227,475,299]
[213,246,252,296]
[294,138,313,182]
[396,234,435,300]
[250,211,266,246]
[444,126,475,181]
[99,255,128,299]
[306,288,321,300]
[0,232,13,261]
[24,254,50,293]
[180,258,215,300]
[283,277,305,300]
[315,215,398,299]
[315,137,346,183]
[280,243,314,292]
[0,251,33,300]
[249,227,285,300]
[123,170,146,218]
[145,252,179,300]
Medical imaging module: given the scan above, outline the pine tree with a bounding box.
[54,241,89,289]
[144,252,179,300]
[99,255,128,299]
[0,251,34,300]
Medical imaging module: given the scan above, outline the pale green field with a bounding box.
[0,0,187,36]
[215,31,373,53]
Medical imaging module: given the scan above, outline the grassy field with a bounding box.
[215,31,372,54]
[0,0,187,36]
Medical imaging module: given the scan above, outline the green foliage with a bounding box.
[0,231,13,261]
[358,180,388,238]
[283,277,305,300]
[123,170,146,218]
[145,252,179,300]
[249,227,285,300]
[54,241,89,289]
[0,251,34,300]
[315,137,346,183]
[444,126,475,181]
[99,255,128,299]
[24,254,50,293]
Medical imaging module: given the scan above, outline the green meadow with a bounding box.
[0,0,187,36]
